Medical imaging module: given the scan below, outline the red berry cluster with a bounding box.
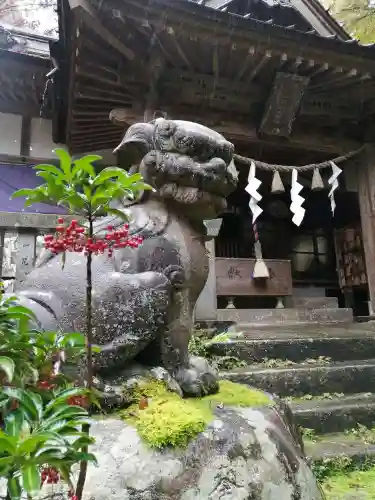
[41,466,60,485]
[40,468,78,500]
[44,218,143,257]
[37,379,56,390]
[67,395,89,408]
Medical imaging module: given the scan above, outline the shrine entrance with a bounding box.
[204,158,370,323]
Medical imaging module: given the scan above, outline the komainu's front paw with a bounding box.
[175,356,219,397]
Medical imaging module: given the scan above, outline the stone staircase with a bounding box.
[212,321,375,465]
[216,296,353,327]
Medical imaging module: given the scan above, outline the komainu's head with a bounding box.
[114,118,238,221]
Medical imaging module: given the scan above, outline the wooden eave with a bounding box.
[59,0,375,155]
[0,49,50,117]
[290,0,350,40]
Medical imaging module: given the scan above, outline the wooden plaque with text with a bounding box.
[216,258,292,296]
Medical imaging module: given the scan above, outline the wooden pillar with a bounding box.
[357,145,375,314]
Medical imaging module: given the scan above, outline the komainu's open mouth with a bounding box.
[114,119,238,220]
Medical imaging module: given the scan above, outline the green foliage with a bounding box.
[121,379,272,449]
[345,423,375,444]
[0,296,96,498]
[11,149,152,218]
[0,387,96,499]
[312,455,356,482]
[322,464,375,499]
[0,294,86,388]
[323,0,375,43]
[188,329,246,370]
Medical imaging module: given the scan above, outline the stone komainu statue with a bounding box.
[15,119,238,398]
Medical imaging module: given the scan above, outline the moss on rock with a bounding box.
[120,379,273,449]
[322,466,375,499]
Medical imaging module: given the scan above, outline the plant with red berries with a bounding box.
[0,385,96,500]
[11,149,150,499]
[0,294,95,500]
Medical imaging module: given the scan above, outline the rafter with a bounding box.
[68,0,135,61]
[246,51,272,83]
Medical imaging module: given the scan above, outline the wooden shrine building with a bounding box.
[50,0,375,322]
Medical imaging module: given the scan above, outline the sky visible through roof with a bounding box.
[0,0,58,37]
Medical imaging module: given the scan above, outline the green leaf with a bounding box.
[22,464,42,497]
[7,476,22,500]
[0,456,13,475]
[92,167,128,186]
[24,194,51,207]
[33,163,65,178]
[27,391,44,422]
[10,188,35,199]
[5,409,24,436]
[106,208,130,221]
[59,193,87,211]
[54,149,72,179]
[3,388,40,423]
[61,332,86,348]
[0,433,17,454]
[83,184,92,201]
[17,432,67,455]
[6,305,36,320]
[72,155,101,178]
[71,435,96,449]
[0,356,15,382]
[70,451,98,465]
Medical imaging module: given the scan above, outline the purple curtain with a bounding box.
[0,164,66,214]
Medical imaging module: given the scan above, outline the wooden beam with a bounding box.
[166,27,194,71]
[144,45,165,122]
[246,51,272,83]
[68,0,135,60]
[308,68,357,91]
[259,72,310,138]
[107,103,360,154]
[235,46,255,82]
[307,62,329,79]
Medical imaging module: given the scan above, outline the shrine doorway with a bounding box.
[215,175,369,317]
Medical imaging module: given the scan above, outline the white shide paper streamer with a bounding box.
[245,161,263,223]
[328,161,342,214]
[290,169,305,226]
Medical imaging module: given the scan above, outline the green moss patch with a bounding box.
[322,466,375,499]
[120,379,272,449]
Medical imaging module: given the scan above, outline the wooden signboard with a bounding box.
[334,227,367,289]
[216,258,292,297]
[259,72,309,138]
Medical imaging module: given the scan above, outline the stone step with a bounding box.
[306,435,375,465]
[292,296,339,309]
[222,358,375,397]
[217,307,353,326]
[290,394,375,434]
[211,324,375,363]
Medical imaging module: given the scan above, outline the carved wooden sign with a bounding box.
[216,258,292,297]
[259,72,310,138]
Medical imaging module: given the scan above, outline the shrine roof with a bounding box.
[132,0,374,58]
[0,26,51,116]
[0,25,51,60]
[203,0,350,41]
[54,0,375,154]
